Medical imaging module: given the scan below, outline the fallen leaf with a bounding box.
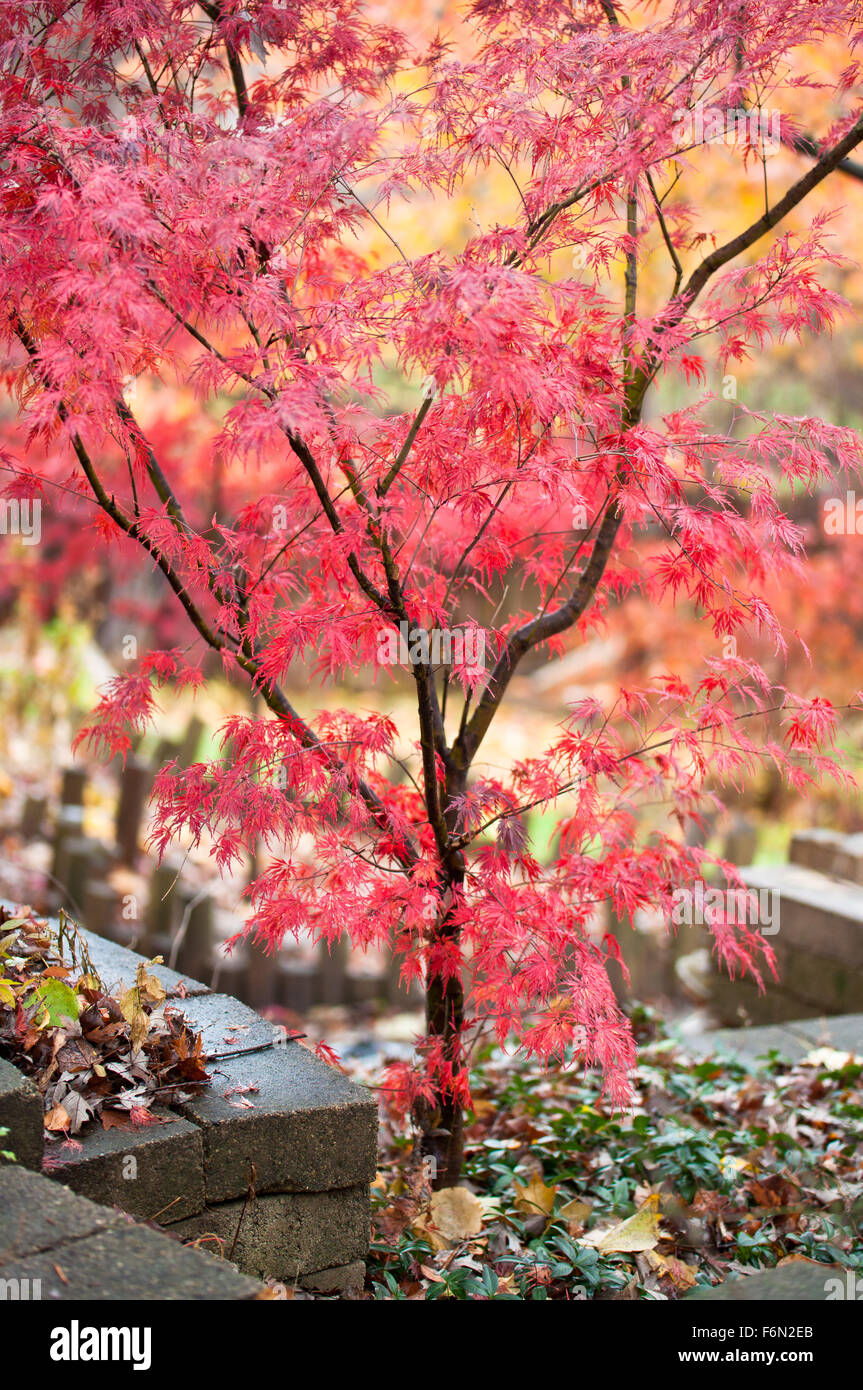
[559,1197,593,1232]
[645,1248,697,1290]
[582,1195,664,1253]
[136,960,167,1006]
[417,1187,485,1251]
[803,1047,854,1069]
[513,1172,558,1220]
[471,1099,497,1120]
[45,1102,71,1132]
[33,977,80,1026]
[101,1109,138,1131]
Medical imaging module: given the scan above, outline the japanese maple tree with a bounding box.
[2,0,863,1185]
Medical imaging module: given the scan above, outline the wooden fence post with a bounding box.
[171,886,214,983]
[60,766,87,808]
[20,795,46,839]
[115,758,153,866]
[83,882,122,942]
[50,804,85,896]
[316,934,349,1005]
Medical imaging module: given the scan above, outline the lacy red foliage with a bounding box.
[2,0,862,1173]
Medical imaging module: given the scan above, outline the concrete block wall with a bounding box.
[0,1165,263,1300]
[710,831,863,1026]
[0,924,377,1295]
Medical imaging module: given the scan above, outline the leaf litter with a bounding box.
[0,904,210,1140]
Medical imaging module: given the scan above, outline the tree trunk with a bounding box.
[418,958,465,1187]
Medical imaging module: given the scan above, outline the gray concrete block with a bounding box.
[0,1057,43,1172]
[166,991,277,1059]
[6,1223,263,1300]
[690,1022,812,1064]
[0,1161,262,1299]
[788,828,844,874]
[46,1112,204,1224]
[687,1261,843,1301]
[299,1259,366,1296]
[79,927,212,999]
[787,1014,863,1052]
[0,1165,115,1258]
[710,971,823,1027]
[687,1012,862,1065]
[172,1184,370,1282]
[775,941,863,1014]
[175,1042,377,1200]
[740,865,863,966]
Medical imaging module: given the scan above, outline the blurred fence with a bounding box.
[17,721,418,1015]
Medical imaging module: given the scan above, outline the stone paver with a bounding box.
[692,1022,813,1063]
[687,1261,845,1301]
[740,864,863,967]
[791,1014,863,1051]
[0,1165,261,1300]
[167,990,277,1058]
[691,1012,862,1064]
[7,1225,262,1300]
[175,1042,377,1200]
[2,919,378,1289]
[79,928,211,999]
[45,1112,204,1224]
[704,862,863,1022]
[0,1057,43,1171]
[0,1162,114,1256]
[173,1185,370,1281]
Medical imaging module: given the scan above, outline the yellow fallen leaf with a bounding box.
[45,1102,71,1131]
[583,1194,663,1253]
[471,1099,496,1120]
[645,1248,697,1289]
[416,1187,484,1251]
[720,1154,755,1179]
[559,1197,593,1231]
[513,1172,558,1220]
[119,986,139,1023]
[129,1007,150,1052]
[136,960,166,1006]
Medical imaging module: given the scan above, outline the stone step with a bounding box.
[0,1056,42,1171]
[687,1011,862,1064]
[78,926,212,999]
[0,1164,262,1300]
[700,862,863,1023]
[789,828,863,884]
[0,917,377,1290]
[738,862,863,965]
[686,1259,846,1301]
